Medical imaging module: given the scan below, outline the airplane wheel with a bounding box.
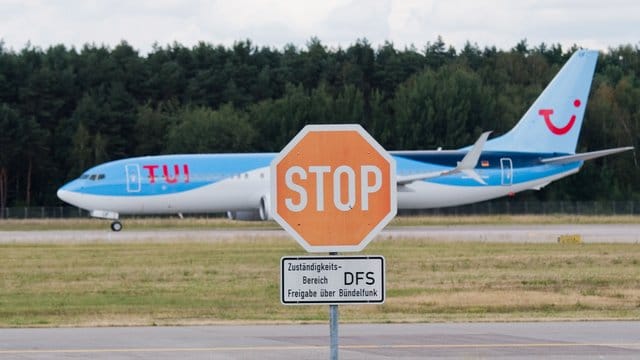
[110,221,123,232]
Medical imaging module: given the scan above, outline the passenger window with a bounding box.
[89,174,97,180]
[97,174,105,180]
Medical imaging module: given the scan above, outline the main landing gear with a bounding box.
[110,221,123,232]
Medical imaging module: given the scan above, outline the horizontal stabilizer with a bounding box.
[541,147,634,165]
[397,132,491,185]
[530,181,551,190]
[461,168,486,185]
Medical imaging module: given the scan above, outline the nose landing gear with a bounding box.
[110,221,123,232]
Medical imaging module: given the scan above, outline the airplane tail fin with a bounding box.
[483,49,599,154]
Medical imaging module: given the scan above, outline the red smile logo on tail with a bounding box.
[538,99,581,135]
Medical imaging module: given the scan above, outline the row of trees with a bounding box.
[1,37,639,210]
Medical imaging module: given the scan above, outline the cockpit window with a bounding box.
[82,173,106,181]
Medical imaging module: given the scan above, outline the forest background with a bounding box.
[0,37,638,210]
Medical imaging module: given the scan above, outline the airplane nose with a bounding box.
[57,180,83,203]
[57,188,70,202]
[57,187,85,208]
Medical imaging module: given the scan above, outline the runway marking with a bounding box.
[2,342,640,354]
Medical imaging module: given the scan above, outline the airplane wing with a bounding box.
[397,132,491,185]
[541,147,634,165]
[396,169,458,185]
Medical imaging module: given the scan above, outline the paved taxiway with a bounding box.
[1,322,639,359]
[2,223,640,243]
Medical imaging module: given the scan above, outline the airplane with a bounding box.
[57,49,633,231]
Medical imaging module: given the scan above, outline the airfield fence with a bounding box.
[1,201,640,219]
[399,200,640,216]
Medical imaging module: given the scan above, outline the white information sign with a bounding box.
[281,256,385,305]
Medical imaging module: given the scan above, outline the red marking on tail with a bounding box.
[538,98,581,135]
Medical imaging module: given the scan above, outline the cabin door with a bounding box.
[125,164,142,192]
[500,158,513,186]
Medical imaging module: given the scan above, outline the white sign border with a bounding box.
[280,255,385,305]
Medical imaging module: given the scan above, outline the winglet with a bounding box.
[458,131,491,169]
[451,131,491,185]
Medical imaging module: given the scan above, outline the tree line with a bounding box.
[0,37,638,211]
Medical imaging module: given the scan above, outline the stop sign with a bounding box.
[271,124,397,252]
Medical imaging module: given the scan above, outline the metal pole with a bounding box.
[330,303,339,360]
[329,251,338,360]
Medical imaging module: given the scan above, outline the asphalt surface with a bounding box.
[1,322,639,359]
[2,224,640,243]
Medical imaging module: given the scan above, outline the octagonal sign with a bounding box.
[271,124,397,252]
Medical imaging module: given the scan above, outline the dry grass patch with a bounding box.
[391,290,631,311]
[1,238,639,326]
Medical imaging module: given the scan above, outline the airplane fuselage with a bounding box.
[57,151,582,218]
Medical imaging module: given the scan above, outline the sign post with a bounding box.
[330,278,338,360]
[272,124,396,359]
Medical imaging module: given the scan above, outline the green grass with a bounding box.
[1,237,639,327]
[0,217,279,231]
[389,214,640,226]
[1,214,639,231]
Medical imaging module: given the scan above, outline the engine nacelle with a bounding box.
[226,210,261,221]
[259,194,272,221]
[226,194,272,221]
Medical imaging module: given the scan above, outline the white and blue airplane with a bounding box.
[57,49,633,231]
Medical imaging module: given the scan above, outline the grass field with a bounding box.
[1,235,639,327]
[1,214,639,231]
